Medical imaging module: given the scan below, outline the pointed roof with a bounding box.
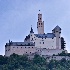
[52,25,61,31]
[30,26,34,33]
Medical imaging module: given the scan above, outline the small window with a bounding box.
[41,23,42,25]
[17,47,18,48]
[56,31,58,32]
[6,50,7,51]
[39,23,40,25]
[34,42,35,44]
[32,38,33,40]
[13,47,15,48]
[43,42,44,44]
[25,47,26,48]
[26,52,27,53]
[40,18,41,20]
[28,47,30,48]
[31,35,32,36]
[32,47,33,48]
[30,52,31,53]
[21,47,22,48]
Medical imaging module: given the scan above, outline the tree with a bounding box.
[61,37,66,50]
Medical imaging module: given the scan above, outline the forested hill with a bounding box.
[0,54,70,70]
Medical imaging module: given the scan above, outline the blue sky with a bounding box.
[0,0,70,55]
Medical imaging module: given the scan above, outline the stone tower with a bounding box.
[52,25,61,49]
[37,13,44,34]
[30,26,34,43]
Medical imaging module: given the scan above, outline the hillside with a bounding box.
[0,54,70,70]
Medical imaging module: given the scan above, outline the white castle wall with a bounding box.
[30,34,57,49]
[5,45,36,56]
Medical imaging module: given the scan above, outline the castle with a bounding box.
[5,13,67,57]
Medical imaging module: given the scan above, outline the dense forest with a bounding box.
[0,53,70,70]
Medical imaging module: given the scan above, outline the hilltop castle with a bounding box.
[5,13,67,57]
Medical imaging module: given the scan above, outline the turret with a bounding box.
[37,13,44,34]
[30,26,34,42]
[52,25,61,49]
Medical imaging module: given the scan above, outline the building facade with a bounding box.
[5,13,66,56]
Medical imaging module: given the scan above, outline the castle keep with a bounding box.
[5,13,66,56]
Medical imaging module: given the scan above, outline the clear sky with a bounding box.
[0,0,70,55]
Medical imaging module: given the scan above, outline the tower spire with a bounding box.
[30,25,34,33]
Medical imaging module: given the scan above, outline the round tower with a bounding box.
[37,13,44,34]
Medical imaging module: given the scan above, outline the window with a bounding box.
[28,47,30,48]
[32,47,33,48]
[25,47,26,48]
[40,18,41,20]
[26,52,27,53]
[30,52,31,53]
[17,47,18,48]
[34,42,35,44]
[32,38,33,40]
[13,47,15,48]
[39,23,40,25]
[56,31,58,32]
[43,42,44,44]
[31,35,32,36]
[40,42,41,44]
[21,47,22,48]
[41,23,42,25]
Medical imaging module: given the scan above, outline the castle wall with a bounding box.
[30,34,57,49]
[5,46,11,56]
[40,49,64,56]
[5,45,36,56]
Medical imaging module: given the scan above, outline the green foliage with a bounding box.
[61,37,66,50]
[0,54,70,70]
